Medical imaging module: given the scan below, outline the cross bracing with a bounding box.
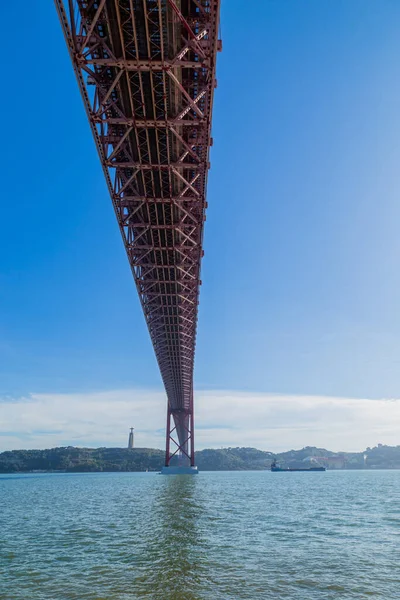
[55,0,221,463]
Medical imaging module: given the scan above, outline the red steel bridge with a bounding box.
[55,0,221,472]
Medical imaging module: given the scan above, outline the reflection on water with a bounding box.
[1,471,399,599]
[135,476,205,600]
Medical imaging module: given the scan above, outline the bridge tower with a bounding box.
[55,0,220,473]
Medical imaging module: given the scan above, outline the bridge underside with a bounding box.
[55,0,220,466]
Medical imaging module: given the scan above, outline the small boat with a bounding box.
[271,459,326,472]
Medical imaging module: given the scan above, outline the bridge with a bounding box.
[55,0,221,473]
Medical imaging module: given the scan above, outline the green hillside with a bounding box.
[1,444,399,473]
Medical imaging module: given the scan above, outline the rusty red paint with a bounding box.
[55,0,220,466]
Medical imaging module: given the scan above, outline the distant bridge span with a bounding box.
[55,0,221,470]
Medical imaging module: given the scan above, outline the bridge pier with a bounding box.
[161,406,198,475]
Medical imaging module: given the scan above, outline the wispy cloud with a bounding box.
[0,389,399,452]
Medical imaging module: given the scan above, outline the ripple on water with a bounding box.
[0,471,399,599]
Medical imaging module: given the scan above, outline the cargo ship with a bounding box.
[271,459,326,472]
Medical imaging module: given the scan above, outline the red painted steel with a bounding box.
[55,0,220,466]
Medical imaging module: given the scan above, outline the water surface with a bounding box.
[0,470,399,599]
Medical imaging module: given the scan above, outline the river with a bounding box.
[0,470,399,599]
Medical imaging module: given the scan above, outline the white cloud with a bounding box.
[0,389,399,452]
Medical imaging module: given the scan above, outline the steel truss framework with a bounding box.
[55,0,221,466]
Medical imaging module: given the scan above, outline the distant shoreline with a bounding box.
[3,468,400,475]
[1,444,399,473]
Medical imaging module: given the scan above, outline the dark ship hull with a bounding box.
[271,466,326,472]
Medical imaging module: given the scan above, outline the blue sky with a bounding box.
[1,1,400,449]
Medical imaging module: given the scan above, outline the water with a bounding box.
[0,470,399,599]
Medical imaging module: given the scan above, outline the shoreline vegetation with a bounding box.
[0,444,399,473]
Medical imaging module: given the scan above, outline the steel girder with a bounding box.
[55,0,220,462]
